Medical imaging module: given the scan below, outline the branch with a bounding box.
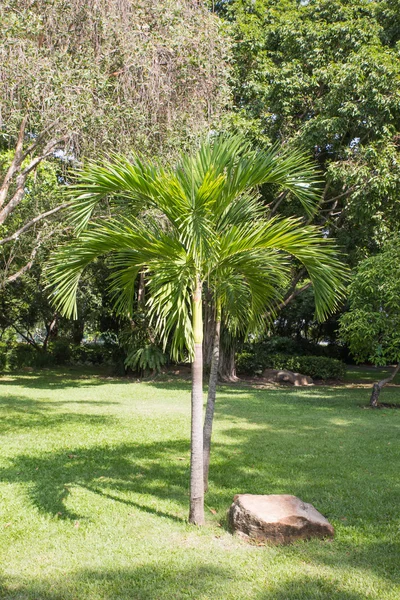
[276,282,312,312]
[269,190,288,217]
[11,323,40,350]
[0,202,70,246]
[376,363,400,389]
[3,230,54,286]
[21,118,62,162]
[0,137,66,226]
[0,115,28,209]
[264,270,311,320]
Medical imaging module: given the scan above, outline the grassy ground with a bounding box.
[0,368,399,599]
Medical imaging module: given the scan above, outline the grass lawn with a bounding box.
[0,368,399,599]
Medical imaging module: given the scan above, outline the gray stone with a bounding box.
[262,368,313,386]
[229,494,334,544]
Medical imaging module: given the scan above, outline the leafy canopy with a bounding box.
[340,237,400,365]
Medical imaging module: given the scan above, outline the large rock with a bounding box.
[229,494,334,544]
[262,368,313,386]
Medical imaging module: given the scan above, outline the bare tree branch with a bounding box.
[2,231,54,286]
[0,114,28,209]
[276,282,312,312]
[0,136,66,226]
[0,203,70,246]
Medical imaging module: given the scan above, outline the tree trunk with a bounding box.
[369,363,400,407]
[203,303,221,493]
[138,270,146,307]
[203,290,215,369]
[218,334,238,382]
[189,278,205,525]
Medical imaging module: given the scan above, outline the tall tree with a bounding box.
[1,1,230,283]
[47,135,346,523]
[219,0,400,262]
[2,0,229,158]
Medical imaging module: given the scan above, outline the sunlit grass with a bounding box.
[0,368,399,599]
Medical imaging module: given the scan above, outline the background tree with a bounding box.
[0,117,69,285]
[1,0,230,340]
[2,0,229,158]
[340,237,400,407]
[218,0,400,261]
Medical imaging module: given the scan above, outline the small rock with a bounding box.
[262,368,313,386]
[229,494,334,544]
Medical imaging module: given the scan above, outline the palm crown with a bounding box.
[49,136,344,356]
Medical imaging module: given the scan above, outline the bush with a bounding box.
[252,336,346,360]
[7,343,37,369]
[70,343,115,365]
[7,343,55,369]
[48,338,71,365]
[236,349,346,380]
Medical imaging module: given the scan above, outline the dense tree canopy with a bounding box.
[220,0,400,261]
[1,0,229,158]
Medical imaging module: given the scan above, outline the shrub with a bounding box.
[236,350,346,380]
[0,342,8,371]
[7,343,37,369]
[7,343,55,369]
[48,338,71,365]
[69,343,115,365]
[125,343,167,375]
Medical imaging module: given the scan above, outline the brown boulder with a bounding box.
[229,494,334,544]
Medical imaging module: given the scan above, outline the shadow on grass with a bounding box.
[0,367,133,390]
[0,565,233,600]
[0,440,191,521]
[0,567,380,600]
[0,394,116,434]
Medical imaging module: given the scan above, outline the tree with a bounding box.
[1,0,229,159]
[340,237,400,407]
[1,1,229,291]
[218,0,400,261]
[47,136,346,524]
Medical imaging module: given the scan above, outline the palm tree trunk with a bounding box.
[203,302,221,492]
[189,277,205,525]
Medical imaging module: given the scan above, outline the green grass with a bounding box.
[343,365,400,385]
[0,368,399,599]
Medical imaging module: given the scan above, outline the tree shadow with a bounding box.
[0,565,235,600]
[0,394,115,434]
[0,440,191,521]
[257,575,377,599]
[0,367,135,390]
[0,565,394,599]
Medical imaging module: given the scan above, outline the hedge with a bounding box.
[236,350,346,380]
[0,341,124,371]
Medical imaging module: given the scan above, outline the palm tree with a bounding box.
[47,136,346,525]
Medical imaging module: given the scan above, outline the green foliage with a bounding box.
[1,0,229,159]
[0,342,8,371]
[69,343,115,366]
[47,135,347,362]
[6,344,55,369]
[236,348,346,379]
[125,344,167,375]
[340,236,400,365]
[221,0,400,260]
